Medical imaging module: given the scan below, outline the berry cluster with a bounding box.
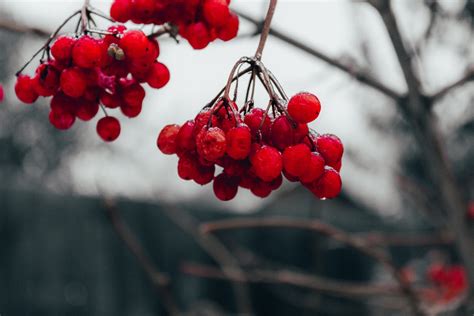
[15,21,170,142]
[110,0,239,49]
[158,81,343,201]
[424,263,467,303]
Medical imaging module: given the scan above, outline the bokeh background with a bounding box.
[0,0,472,315]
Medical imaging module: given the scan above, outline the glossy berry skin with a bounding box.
[146,62,170,89]
[271,116,294,150]
[203,0,230,27]
[72,36,103,68]
[287,92,321,124]
[33,64,60,97]
[196,127,227,161]
[110,0,132,22]
[282,144,311,177]
[96,116,121,142]
[316,134,344,164]
[251,146,283,182]
[186,22,211,49]
[308,167,342,199]
[226,125,252,160]
[176,120,196,152]
[15,75,39,104]
[299,152,325,184]
[157,124,181,155]
[213,173,238,201]
[60,67,87,98]
[51,36,75,62]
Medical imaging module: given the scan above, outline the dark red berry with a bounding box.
[146,62,170,89]
[15,75,39,104]
[282,144,311,177]
[251,146,282,182]
[299,152,325,184]
[196,127,227,161]
[157,124,180,155]
[316,134,343,164]
[213,173,238,201]
[226,125,251,160]
[96,116,121,142]
[51,36,75,62]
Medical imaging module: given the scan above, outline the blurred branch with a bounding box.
[431,66,474,100]
[368,0,474,313]
[200,216,424,315]
[181,262,402,298]
[235,9,403,100]
[103,199,182,316]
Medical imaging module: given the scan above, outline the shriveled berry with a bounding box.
[299,152,325,184]
[308,167,341,199]
[15,75,39,104]
[194,108,218,137]
[282,144,311,177]
[213,173,238,201]
[96,116,121,142]
[72,36,103,68]
[251,146,282,182]
[146,62,170,89]
[316,134,343,164]
[288,92,321,123]
[51,36,75,62]
[60,67,87,98]
[157,124,180,155]
[226,125,251,160]
[196,127,227,161]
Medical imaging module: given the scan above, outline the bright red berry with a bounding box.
[308,167,342,199]
[196,127,227,161]
[110,0,132,22]
[60,67,87,98]
[146,62,170,89]
[157,124,181,155]
[33,63,60,97]
[203,0,230,27]
[49,109,75,130]
[0,84,3,102]
[271,116,294,150]
[213,173,238,201]
[119,30,150,60]
[72,35,103,68]
[177,153,198,181]
[299,152,325,183]
[282,144,311,177]
[251,146,283,182]
[96,116,121,142]
[186,22,211,49]
[15,75,39,104]
[176,120,196,152]
[217,12,239,41]
[76,99,99,121]
[316,134,343,164]
[287,92,321,124]
[244,108,271,140]
[51,36,76,62]
[226,125,251,160]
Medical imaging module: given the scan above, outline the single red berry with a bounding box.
[119,30,150,60]
[251,180,272,198]
[15,75,39,104]
[196,127,227,161]
[157,124,181,155]
[51,36,76,62]
[299,152,325,184]
[244,107,271,140]
[203,0,230,27]
[194,164,215,185]
[50,92,77,114]
[226,125,251,160]
[193,108,218,137]
[213,173,239,201]
[49,109,75,130]
[96,116,121,142]
[287,92,321,124]
[110,0,132,22]
[185,22,211,49]
[308,166,342,199]
[146,62,170,89]
[293,123,309,143]
[271,116,294,150]
[100,91,122,109]
[122,83,146,108]
[217,12,239,41]
[176,120,196,152]
[251,146,283,182]
[316,134,344,164]
[282,144,311,177]
[72,35,103,68]
[76,99,99,121]
[33,63,60,97]
[120,102,143,118]
[60,67,87,98]
[177,153,198,181]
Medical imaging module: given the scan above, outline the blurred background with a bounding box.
[0,0,472,315]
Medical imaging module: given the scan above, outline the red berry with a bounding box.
[213,173,238,201]
[244,108,271,140]
[15,75,39,104]
[269,174,283,190]
[72,36,103,68]
[176,120,196,152]
[51,36,75,62]
[203,0,230,27]
[33,63,60,97]
[146,62,170,89]
[110,0,132,22]
[308,166,341,199]
[121,102,142,118]
[217,12,239,41]
[194,108,218,137]
[76,99,99,121]
[100,91,122,109]
[157,124,180,155]
[0,84,3,102]
[299,152,325,183]
[226,125,251,160]
[194,164,215,185]
[251,180,272,198]
[177,153,198,181]
[271,116,294,150]
[60,67,87,98]
[282,144,311,177]
[186,22,211,49]
[49,109,75,130]
[196,127,227,161]
[287,92,321,124]
[119,30,150,60]
[427,263,447,285]
[96,116,121,142]
[251,146,282,182]
[122,83,145,108]
[316,134,343,164]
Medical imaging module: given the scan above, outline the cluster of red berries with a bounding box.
[110,0,239,49]
[424,263,467,302]
[157,92,343,201]
[14,25,170,141]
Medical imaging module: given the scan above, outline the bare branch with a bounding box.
[431,66,474,100]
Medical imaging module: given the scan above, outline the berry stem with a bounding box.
[223,57,252,100]
[81,0,90,33]
[205,66,253,109]
[254,0,278,60]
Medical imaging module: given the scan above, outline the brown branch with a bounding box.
[431,66,474,100]
[181,262,403,298]
[368,1,474,314]
[200,216,424,315]
[102,200,181,316]
[234,9,402,100]
[254,0,278,60]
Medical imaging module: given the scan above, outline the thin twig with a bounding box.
[431,66,474,100]
[103,200,181,316]
[254,0,278,60]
